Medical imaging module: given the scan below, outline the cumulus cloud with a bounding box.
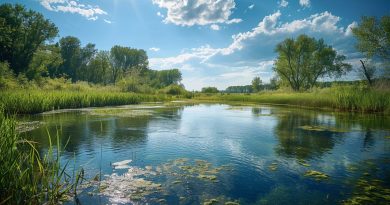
[210,24,220,30]
[39,0,107,20]
[248,4,255,10]
[157,11,164,18]
[299,0,310,8]
[150,11,357,90]
[149,47,161,52]
[345,21,358,36]
[152,0,242,26]
[279,0,289,7]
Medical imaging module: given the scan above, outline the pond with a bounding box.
[20,103,390,205]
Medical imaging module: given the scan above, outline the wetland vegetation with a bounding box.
[0,2,390,205]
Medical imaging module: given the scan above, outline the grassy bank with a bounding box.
[194,86,390,114]
[0,90,167,114]
[0,106,80,204]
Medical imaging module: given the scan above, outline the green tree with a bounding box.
[0,4,58,74]
[201,87,219,93]
[59,36,81,81]
[110,45,149,83]
[274,35,351,91]
[352,16,390,78]
[78,43,97,81]
[252,77,262,92]
[85,51,111,84]
[27,44,63,80]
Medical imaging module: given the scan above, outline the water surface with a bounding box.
[22,103,390,204]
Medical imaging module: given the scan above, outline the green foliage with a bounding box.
[110,45,148,83]
[352,15,390,77]
[148,69,182,88]
[0,4,58,74]
[0,61,17,89]
[59,36,82,81]
[274,35,351,91]
[225,85,253,93]
[202,87,219,93]
[163,84,188,96]
[0,89,165,114]
[0,106,81,204]
[27,44,63,81]
[252,77,262,92]
[195,85,390,114]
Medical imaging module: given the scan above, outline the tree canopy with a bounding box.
[352,16,390,78]
[274,35,351,91]
[0,4,58,74]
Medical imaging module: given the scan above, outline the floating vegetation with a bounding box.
[90,108,154,117]
[304,170,329,181]
[204,198,219,205]
[299,125,349,132]
[112,159,132,169]
[89,158,233,204]
[297,159,310,167]
[268,162,278,171]
[342,179,390,205]
[16,121,44,133]
[202,196,240,205]
[385,136,390,139]
[98,167,160,204]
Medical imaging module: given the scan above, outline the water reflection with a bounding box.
[273,111,341,160]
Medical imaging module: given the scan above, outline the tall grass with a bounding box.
[0,106,81,204]
[0,90,166,114]
[194,86,390,114]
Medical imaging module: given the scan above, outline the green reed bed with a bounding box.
[0,106,81,204]
[0,90,166,114]
[195,86,390,114]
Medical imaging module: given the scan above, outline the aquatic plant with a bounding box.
[0,90,166,114]
[304,170,329,181]
[0,106,81,204]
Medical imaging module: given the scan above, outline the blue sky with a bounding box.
[3,0,390,90]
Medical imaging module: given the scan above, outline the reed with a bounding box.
[0,90,166,114]
[0,106,82,204]
[194,86,390,114]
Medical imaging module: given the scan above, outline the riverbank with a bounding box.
[193,86,390,114]
[0,90,168,114]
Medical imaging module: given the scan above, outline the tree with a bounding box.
[358,60,376,85]
[78,43,97,81]
[201,87,219,93]
[274,35,351,91]
[84,51,111,84]
[59,36,81,81]
[27,44,63,80]
[252,77,262,92]
[110,45,149,83]
[352,16,390,77]
[0,4,58,74]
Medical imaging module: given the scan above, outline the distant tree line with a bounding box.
[0,4,182,91]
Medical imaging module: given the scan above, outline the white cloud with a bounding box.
[279,0,288,7]
[104,19,112,24]
[210,24,220,30]
[345,21,357,36]
[149,47,161,52]
[39,0,107,20]
[299,0,310,8]
[150,11,357,90]
[248,4,255,9]
[152,0,242,26]
[157,11,164,18]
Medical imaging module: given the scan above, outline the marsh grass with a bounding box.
[0,106,82,204]
[0,90,166,114]
[194,86,390,114]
